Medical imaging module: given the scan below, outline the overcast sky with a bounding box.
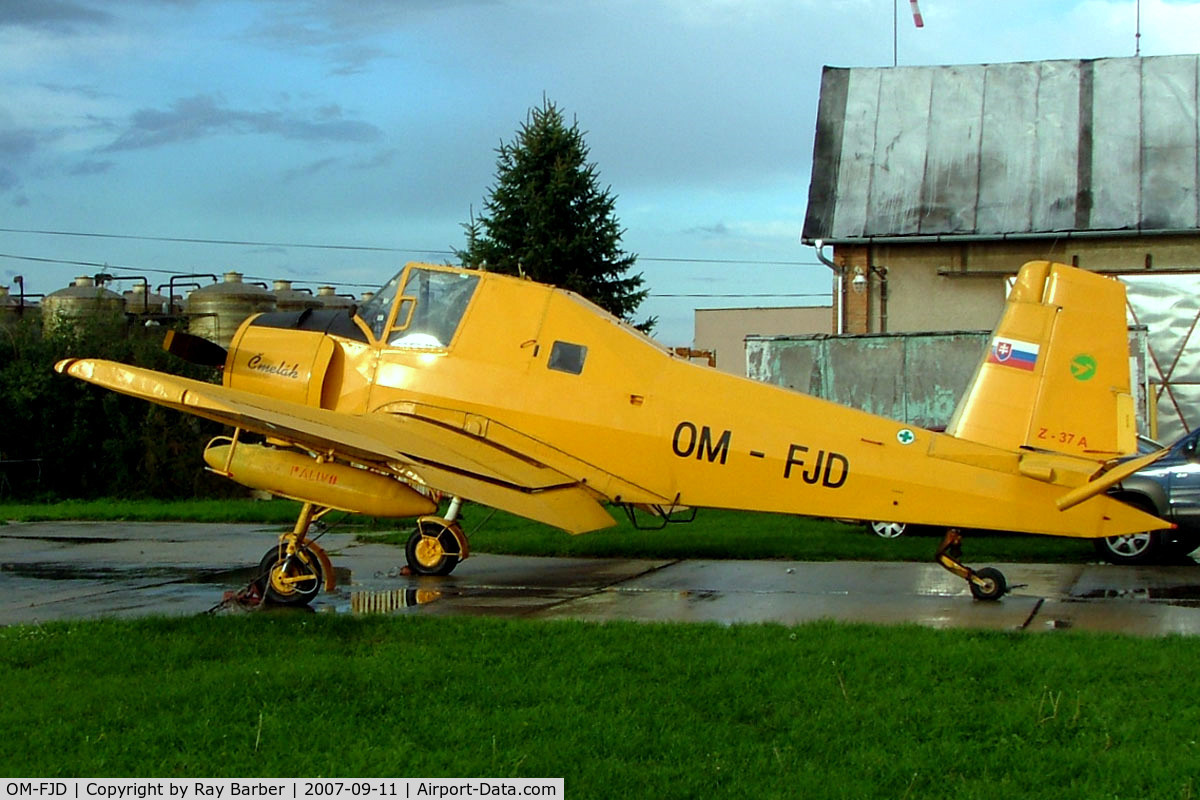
[3,0,1199,344]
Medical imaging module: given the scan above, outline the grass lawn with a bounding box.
[2,614,1198,798]
[0,498,1101,564]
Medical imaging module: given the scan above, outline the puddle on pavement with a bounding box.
[1072,585,1200,607]
[344,587,443,613]
[1,561,261,583]
[0,535,124,545]
[322,584,575,616]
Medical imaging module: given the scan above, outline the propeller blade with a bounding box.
[162,330,228,368]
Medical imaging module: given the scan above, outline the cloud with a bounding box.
[0,166,19,191]
[67,158,113,175]
[685,222,732,237]
[101,94,383,151]
[282,156,339,182]
[0,0,111,32]
[0,129,38,160]
[247,0,494,73]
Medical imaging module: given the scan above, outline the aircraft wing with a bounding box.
[55,358,618,533]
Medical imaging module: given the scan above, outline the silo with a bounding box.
[315,286,355,311]
[186,271,276,348]
[42,276,125,335]
[272,280,322,312]
[123,284,172,316]
[0,286,20,326]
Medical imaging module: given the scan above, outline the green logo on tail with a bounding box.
[1071,354,1097,381]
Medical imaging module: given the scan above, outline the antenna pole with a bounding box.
[893,0,898,67]
[1135,0,1141,56]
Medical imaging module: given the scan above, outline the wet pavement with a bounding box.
[3,521,1200,635]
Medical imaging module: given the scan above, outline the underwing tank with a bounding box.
[186,271,276,349]
[203,438,438,518]
[42,276,125,335]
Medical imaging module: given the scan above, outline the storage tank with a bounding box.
[272,280,322,312]
[123,284,172,316]
[186,271,276,348]
[315,285,355,311]
[42,276,125,335]
[0,286,20,325]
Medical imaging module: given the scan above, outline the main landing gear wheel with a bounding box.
[935,529,1008,602]
[252,501,334,607]
[405,518,468,576]
[257,544,323,606]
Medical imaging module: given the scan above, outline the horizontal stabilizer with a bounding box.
[1056,447,1173,511]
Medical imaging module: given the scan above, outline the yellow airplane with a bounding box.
[55,259,1171,604]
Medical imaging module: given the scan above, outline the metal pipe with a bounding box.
[804,226,1200,246]
[94,273,151,314]
[169,274,219,314]
[812,239,844,334]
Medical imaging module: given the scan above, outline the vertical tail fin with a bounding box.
[946,261,1138,458]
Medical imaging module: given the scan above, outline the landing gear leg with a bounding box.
[256,502,336,606]
[405,496,469,577]
[936,529,1007,601]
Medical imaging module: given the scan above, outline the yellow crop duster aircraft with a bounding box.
[56,260,1170,604]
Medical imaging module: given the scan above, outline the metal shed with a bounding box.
[804,54,1200,243]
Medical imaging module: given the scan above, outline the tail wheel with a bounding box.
[969,566,1007,601]
[256,545,323,606]
[405,520,466,576]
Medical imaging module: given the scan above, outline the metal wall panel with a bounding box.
[747,329,1149,434]
[975,62,1038,234]
[1090,58,1142,231]
[830,69,882,240]
[1031,59,1081,232]
[804,54,1200,242]
[866,68,933,236]
[746,331,989,429]
[920,66,984,234]
[1140,56,1198,230]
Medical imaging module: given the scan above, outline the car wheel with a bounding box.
[1095,531,1161,565]
[869,521,908,538]
[1164,532,1200,558]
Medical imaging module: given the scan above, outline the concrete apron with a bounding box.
[2,521,1200,636]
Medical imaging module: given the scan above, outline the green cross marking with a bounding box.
[897,429,915,445]
[1071,354,1097,381]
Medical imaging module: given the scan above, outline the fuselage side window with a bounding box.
[387,268,480,348]
[548,341,587,375]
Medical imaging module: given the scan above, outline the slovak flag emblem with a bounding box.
[987,336,1039,371]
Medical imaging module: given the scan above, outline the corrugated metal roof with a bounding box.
[802,55,1200,243]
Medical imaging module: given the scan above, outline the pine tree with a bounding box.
[459,99,654,331]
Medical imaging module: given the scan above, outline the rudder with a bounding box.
[946,261,1138,459]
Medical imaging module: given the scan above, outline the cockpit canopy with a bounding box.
[358,265,480,349]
